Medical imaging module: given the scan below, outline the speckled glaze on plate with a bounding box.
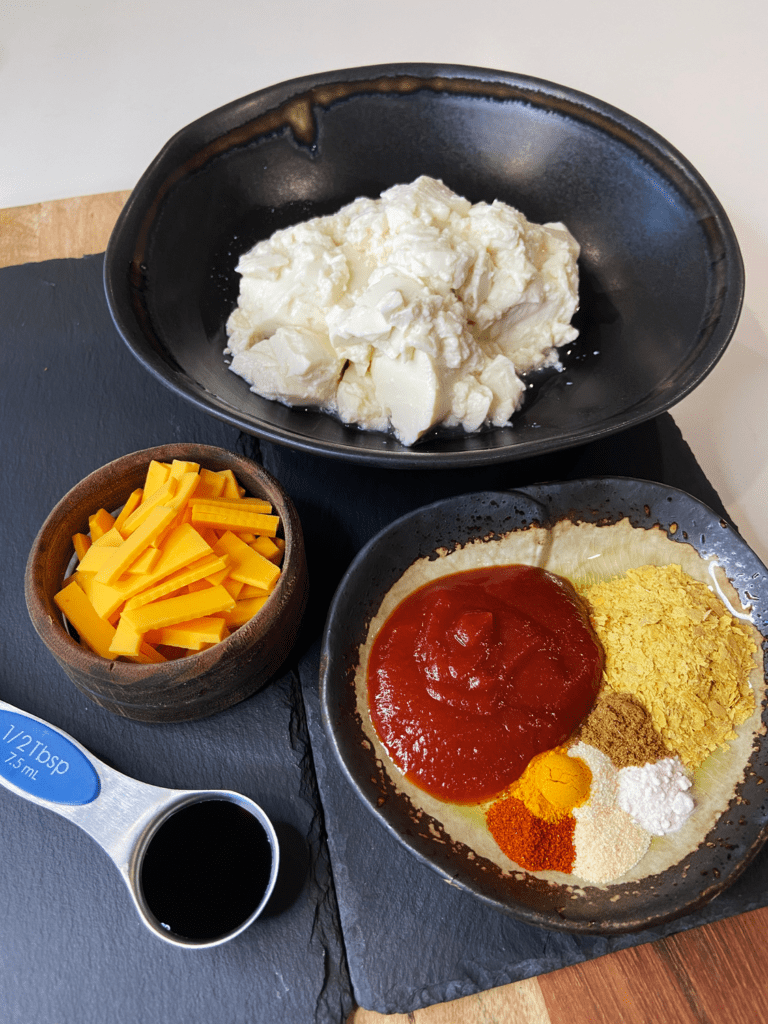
[104,65,743,468]
[319,478,768,933]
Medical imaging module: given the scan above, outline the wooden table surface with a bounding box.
[3,192,768,1024]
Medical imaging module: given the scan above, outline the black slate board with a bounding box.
[0,256,352,1024]
[3,253,765,1022]
[252,412,730,645]
[300,642,768,1014]
[252,426,768,1014]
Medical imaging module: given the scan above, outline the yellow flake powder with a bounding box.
[582,564,757,769]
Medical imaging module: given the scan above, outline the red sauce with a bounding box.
[367,564,603,804]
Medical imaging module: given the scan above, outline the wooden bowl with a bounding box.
[25,444,308,722]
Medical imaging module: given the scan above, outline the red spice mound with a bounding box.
[486,794,575,873]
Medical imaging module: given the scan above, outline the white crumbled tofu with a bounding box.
[225,176,579,445]
[335,362,389,435]
[228,326,342,406]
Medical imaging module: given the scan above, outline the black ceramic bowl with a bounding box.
[104,64,743,468]
[319,479,768,933]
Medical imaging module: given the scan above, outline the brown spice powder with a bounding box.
[575,691,669,769]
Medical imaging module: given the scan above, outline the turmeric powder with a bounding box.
[485,747,590,873]
[509,747,592,823]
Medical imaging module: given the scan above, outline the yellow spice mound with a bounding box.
[582,564,757,768]
[510,747,592,822]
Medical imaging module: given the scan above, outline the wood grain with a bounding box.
[349,976,550,1024]
[0,191,130,268]
[539,906,768,1024]
[6,190,768,1024]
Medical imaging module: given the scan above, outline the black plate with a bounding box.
[104,64,743,468]
[319,478,768,932]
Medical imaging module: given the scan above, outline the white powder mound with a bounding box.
[617,758,694,836]
[569,742,651,885]
[226,175,580,446]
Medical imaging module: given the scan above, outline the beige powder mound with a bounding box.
[570,742,651,884]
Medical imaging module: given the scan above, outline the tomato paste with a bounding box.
[367,564,604,803]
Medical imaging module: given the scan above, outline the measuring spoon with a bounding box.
[0,699,279,948]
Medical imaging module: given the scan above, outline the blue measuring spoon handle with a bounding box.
[0,703,100,806]
[0,699,190,861]
[0,700,280,947]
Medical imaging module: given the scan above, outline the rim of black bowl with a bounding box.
[104,63,745,469]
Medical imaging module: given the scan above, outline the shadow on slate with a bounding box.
[3,252,759,1022]
[255,407,765,1014]
[299,637,768,1013]
[251,410,729,644]
[0,255,352,1024]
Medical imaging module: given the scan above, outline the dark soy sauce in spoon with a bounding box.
[140,799,273,941]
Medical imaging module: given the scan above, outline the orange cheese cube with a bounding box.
[126,642,168,664]
[250,535,282,564]
[238,583,272,599]
[189,497,273,513]
[169,459,200,479]
[88,508,116,540]
[54,581,117,659]
[123,552,228,611]
[108,615,144,657]
[76,543,118,573]
[113,489,144,534]
[72,533,91,560]
[214,469,246,499]
[143,460,171,495]
[191,504,279,536]
[92,527,124,548]
[121,585,235,634]
[195,467,227,500]
[219,595,270,628]
[143,616,228,650]
[166,470,200,511]
[125,546,162,574]
[213,531,281,590]
[94,505,177,585]
[121,480,177,535]
[221,577,245,599]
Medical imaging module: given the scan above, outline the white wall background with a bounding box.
[3,0,766,560]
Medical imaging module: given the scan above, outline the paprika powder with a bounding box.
[486,794,575,873]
